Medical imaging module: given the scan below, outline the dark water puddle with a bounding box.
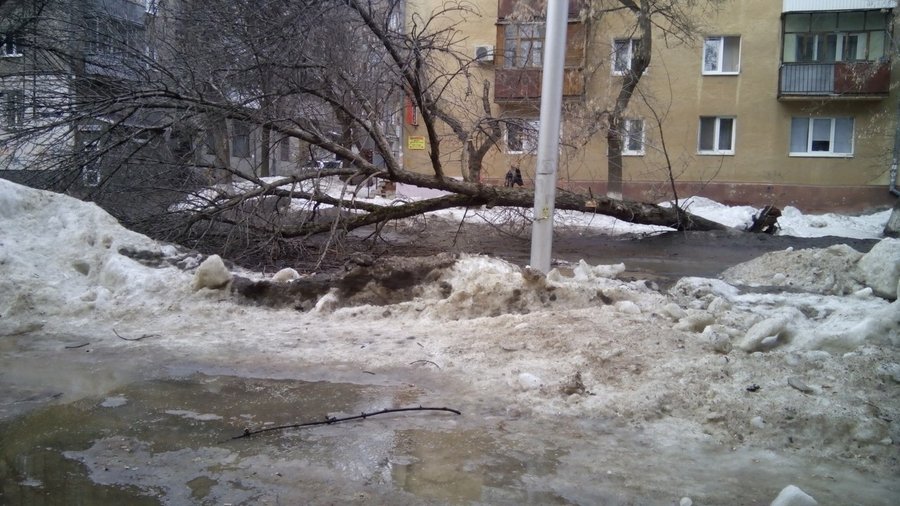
[0,372,576,505]
[0,374,407,504]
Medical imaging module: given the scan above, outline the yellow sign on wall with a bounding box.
[408,136,426,150]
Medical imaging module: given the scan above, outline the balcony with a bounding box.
[778,61,890,99]
[494,68,584,102]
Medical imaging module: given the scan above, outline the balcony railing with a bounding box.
[779,61,890,98]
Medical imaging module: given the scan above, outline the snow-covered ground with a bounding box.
[1,177,898,505]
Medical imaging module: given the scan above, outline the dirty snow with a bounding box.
[1,178,898,504]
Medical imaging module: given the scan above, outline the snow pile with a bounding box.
[666,196,892,239]
[321,255,665,321]
[663,196,759,229]
[721,238,900,300]
[855,238,900,299]
[720,244,865,295]
[667,239,900,353]
[0,179,200,329]
[778,205,893,239]
[192,254,232,290]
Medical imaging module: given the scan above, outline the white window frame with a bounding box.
[702,36,741,75]
[1,33,21,57]
[231,121,252,158]
[506,119,539,154]
[2,89,26,128]
[279,137,291,162]
[697,116,736,155]
[612,38,641,76]
[622,118,645,156]
[81,139,102,187]
[789,117,854,157]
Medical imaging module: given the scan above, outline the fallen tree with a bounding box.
[0,0,727,266]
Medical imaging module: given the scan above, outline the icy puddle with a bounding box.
[0,374,569,505]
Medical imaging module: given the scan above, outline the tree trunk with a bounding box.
[260,124,271,177]
[606,0,653,199]
[607,126,624,199]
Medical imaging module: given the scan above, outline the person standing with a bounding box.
[513,167,524,186]
[504,167,515,187]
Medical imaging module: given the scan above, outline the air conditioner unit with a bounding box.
[474,44,494,63]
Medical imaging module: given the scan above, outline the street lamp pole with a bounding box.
[529,0,568,273]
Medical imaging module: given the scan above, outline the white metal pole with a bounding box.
[529,0,568,273]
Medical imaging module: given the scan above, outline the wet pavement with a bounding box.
[450,227,880,288]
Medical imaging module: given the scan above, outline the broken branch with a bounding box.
[230,406,462,440]
[113,328,160,341]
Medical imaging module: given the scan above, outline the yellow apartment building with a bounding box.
[401,0,899,211]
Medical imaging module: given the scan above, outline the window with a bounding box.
[145,0,158,15]
[790,117,853,156]
[82,164,101,186]
[232,122,251,158]
[144,43,157,62]
[703,36,740,74]
[1,33,21,57]
[86,18,113,54]
[783,11,888,63]
[81,140,101,187]
[506,119,539,153]
[2,90,26,128]
[698,117,735,155]
[205,130,217,155]
[279,137,291,161]
[612,38,641,75]
[621,118,645,156]
[504,24,544,69]
[86,17,139,55]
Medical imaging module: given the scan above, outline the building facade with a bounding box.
[0,0,304,187]
[402,0,899,211]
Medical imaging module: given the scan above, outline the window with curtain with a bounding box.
[790,117,854,156]
[703,36,741,74]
